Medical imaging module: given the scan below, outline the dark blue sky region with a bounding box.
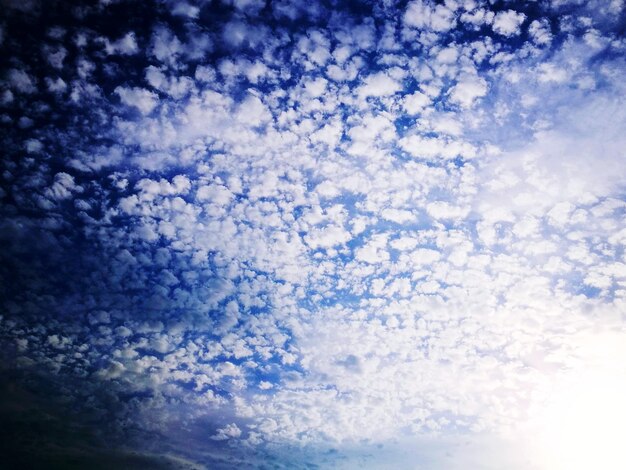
[1,0,626,468]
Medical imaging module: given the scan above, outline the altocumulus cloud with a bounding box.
[1,0,626,468]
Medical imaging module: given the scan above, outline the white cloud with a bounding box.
[529,19,553,45]
[196,184,233,205]
[97,360,126,380]
[235,93,271,126]
[303,76,328,97]
[448,74,488,108]
[355,234,389,264]
[296,30,331,67]
[223,21,248,47]
[403,90,432,114]
[400,135,476,160]
[537,63,567,83]
[6,3,626,469]
[492,10,526,37]
[381,208,415,223]
[460,8,494,28]
[171,2,200,18]
[357,72,401,98]
[103,32,139,55]
[115,86,159,114]
[151,26,183,67]
[404,0,457,32]
[145,66,194,98]
[435,45,459,64]
[305,225,352,249]
[426,201,469,220]
[44,172,83,201]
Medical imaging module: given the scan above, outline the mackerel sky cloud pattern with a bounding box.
[1,0,626,468]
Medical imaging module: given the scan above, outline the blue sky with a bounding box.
[1,0,626,468]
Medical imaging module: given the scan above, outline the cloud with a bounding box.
[210,423,242,440]
[400,134,476,160]
[115,86,159,114]
[43,172,83,201]
[43,45,67,69]
[357,71,401,98]
[235,93,271,126]
[6,68,37,93]
[151,26,184,67]
[170,2,200,18]
[448,74,488,108]
[404,0,457,32]
[529,18,553,45]
[492,10,526,37]
[460,8,494,29]
[2,1,626,469]
[101,32,139,55]
[45,77,67,93]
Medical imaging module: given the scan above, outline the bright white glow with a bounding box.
[531,333,626,470]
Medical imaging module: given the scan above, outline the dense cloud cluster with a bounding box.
[1,0,626,468]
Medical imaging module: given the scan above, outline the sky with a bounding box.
[1,0,626,468]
